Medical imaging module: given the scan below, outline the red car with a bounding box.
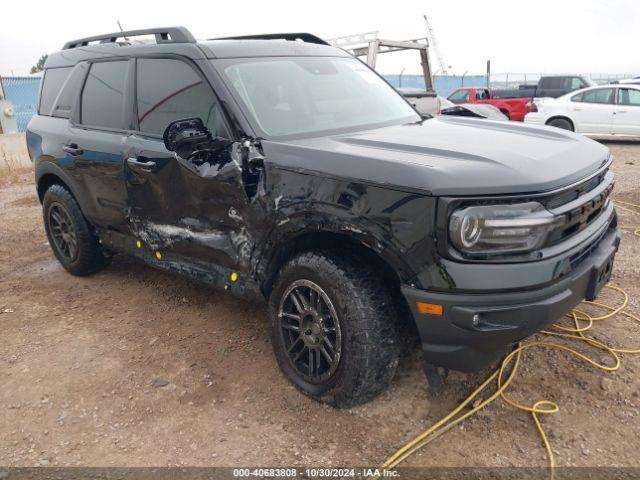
[447,87,536,121]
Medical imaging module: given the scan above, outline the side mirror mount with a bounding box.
[163,118,212,159]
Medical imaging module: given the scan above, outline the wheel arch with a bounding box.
[37,173,70,202]
[36,162,83,206]
[545,115,575,131]
[257,230,415,333]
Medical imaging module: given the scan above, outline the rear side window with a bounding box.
[39,67,72,115]
[51,64,88,119]
[581,88,615,105]
[568,77,586,90]
[571,92,584,102]
[81,61,128,129]
[136,58,225,137]
[540,77,563,89]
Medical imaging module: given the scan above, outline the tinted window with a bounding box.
[475,89,490,100]
[540,77,563,89]
[39,67,72,115]
[52,64,88,119]
[448,90,470,103]
[618,88,640,106]
[136,59,225,136]
[581,88,615,105]
[81,61,127,129]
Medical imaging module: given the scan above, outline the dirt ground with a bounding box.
[0,141,639,470]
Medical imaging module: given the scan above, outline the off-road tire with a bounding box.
[547,117,574,131]
[42,184,109,276]
[269,250,400,408]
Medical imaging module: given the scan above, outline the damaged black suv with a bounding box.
[28,27,620,407]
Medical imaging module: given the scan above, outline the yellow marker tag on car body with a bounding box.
[155,251,162,260]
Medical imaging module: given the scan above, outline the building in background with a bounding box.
[0,76,41,132]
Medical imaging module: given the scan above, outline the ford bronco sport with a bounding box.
[27,27,620,407]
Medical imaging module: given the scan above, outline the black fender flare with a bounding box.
[35,161,91,218]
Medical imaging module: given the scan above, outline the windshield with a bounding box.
[215,56,420,139]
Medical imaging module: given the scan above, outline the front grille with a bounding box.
[544,168,614,246]
[544,168,608,209]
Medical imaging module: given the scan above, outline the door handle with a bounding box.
[127,157,157,172]
[62,143,83,156]
[615,110,628,114]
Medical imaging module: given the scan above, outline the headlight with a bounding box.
[449,201,561,256]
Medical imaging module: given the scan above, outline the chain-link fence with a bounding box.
[384,72,640,98]
[489,73,639,89]
[0,76,41,132]
[384,74,488,98]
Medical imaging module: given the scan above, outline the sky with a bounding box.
[1,0,638,77]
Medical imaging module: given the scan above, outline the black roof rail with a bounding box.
[212,33,329,46]
[62,26,196,50]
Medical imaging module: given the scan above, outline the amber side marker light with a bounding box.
[416,302,443,316]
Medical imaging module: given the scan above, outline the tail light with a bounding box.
[525,101,538,112]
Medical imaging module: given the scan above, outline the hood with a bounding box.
[262,116,610,196]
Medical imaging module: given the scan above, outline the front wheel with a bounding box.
[269,250,400,408]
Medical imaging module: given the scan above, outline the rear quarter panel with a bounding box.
[27,115,94,217]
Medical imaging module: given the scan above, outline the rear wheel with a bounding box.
[547,117,574,131]
[269,250,400,408]
[43,184,109,276]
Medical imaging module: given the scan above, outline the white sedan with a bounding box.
[524,84,640,137]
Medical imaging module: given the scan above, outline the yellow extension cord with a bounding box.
[374,200,640,480]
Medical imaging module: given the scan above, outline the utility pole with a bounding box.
[486,60,491,87]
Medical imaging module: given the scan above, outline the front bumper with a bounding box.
[402,224,620,372]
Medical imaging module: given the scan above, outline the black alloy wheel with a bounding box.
[278,279,342,384]
[48,203,79,261]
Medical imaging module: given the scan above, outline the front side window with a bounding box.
[81,61,127,129]
[448,89,470,103]
[581,88,615,105]
[618,88,640,106]
[136,58,226,137]
[217,56,419,139]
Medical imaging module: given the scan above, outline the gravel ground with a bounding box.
[0,141,639,469]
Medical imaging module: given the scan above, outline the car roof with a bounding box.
[556,83,640,100]
[540,74,589,77]
[45,27,349,69]
[198,39,349,59]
